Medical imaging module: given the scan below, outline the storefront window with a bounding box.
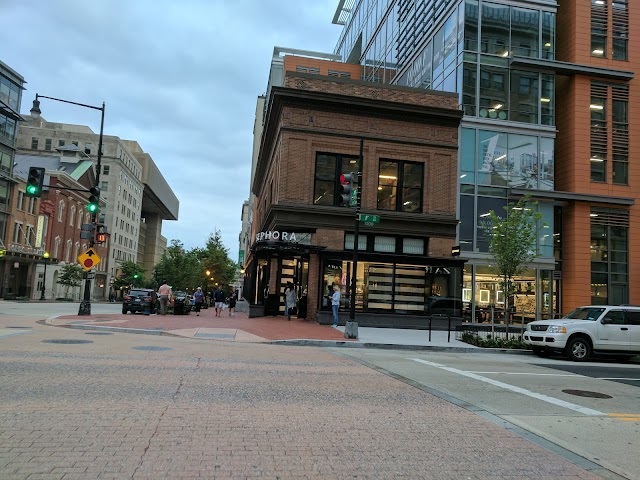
[477,130,507,186]
[508,134,538,189]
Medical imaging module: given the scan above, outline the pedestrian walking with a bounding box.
[213,286,226,317]
[158,281,173,316]
[331,284,341,327]
[227,291,237,317]
[284,282,296,321]
[193,287,205,316]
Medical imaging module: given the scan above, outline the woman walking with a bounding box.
[193,287,205,316]
[284,282,296,321]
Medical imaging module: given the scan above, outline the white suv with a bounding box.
[524,306,640,361]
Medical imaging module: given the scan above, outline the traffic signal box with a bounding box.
[339,173,354,207]
[87,187,100,214]
[95,224,107,245]
[26,167,45,198]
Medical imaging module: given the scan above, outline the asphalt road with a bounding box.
[0,302,638,479]
[533,363,640,387]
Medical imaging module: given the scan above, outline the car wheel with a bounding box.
[565,336,591,362]
[532,346,549,357]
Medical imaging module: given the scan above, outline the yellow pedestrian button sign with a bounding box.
[78,248,101,271]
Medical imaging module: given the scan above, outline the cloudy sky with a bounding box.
[0,0,342,261]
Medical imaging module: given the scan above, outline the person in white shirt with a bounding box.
[331,284,341,327]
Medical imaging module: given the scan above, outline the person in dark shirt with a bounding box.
[213,287,226,317]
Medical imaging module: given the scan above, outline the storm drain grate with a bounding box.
[42,339,94,344]
[562,389,612,399]
[194,333,235,339]
[132,346,172,351]
[7,326,32,329]
[85,332,113,335]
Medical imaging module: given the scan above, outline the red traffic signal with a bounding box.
[339,173,354,207]
[95,224,107,244]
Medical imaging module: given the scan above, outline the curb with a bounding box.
[46,318,534,356]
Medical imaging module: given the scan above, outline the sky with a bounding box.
[0,0,343,262]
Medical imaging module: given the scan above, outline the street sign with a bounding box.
[358,214,380,223]
[77,247,101,272]
[86,272,96,280]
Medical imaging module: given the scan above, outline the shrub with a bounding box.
[461,332,528,349]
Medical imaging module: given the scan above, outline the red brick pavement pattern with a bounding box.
[56,309,354,342]
[0,343,602,479]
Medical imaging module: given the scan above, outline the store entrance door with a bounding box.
[278,257,309,318]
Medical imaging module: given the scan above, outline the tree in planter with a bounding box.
[56,263,84,300]
[481,195,543,337]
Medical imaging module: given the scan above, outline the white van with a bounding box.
[524,305,640,361]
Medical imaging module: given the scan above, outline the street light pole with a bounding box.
[345,138,363,339]
[31,94,105,315]
[40,252,49,300]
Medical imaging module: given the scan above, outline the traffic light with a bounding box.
[26,167,45,198]
[339,173,354,207]
[95,224,107,244]
[87,187,100,213]
[133,274,139,279]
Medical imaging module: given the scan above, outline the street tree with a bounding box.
[56,263,84,299]
[112,260,146,292]
[154,239,202,291]
[481,195,543,334]
[193,230,237,292]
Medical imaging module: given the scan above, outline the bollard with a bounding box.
[447,315,451,342]
[428,315,432,342]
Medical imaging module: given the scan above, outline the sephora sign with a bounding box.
[255,231,311,244]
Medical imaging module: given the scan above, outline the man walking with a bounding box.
[213,286,226,317]
[158,281,172,315]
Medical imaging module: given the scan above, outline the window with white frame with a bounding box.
[54,236,60,258]
[58,201,65,222]
[28,197,35,214]
[13,222,22,243]
[77,210,83,228]
[65,239,72,262]
[69,205,76,226]
[17,190,24,211]
[25,225,34,246]
[73,242,80,260]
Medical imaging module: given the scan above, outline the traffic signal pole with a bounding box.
[345,138,363,339]
[30,95,106,315]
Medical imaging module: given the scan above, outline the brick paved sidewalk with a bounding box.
[53,308,355,342]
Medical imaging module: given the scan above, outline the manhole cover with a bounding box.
[85,332,113,335]
[6,326,32,329]
[132,346,172,351]
[42,339,94,344]
[194,333,235,339]
[562,389,612,399]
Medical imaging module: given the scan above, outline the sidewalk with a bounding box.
[48,307,484,351]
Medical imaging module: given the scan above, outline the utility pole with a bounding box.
[345,138,363,339]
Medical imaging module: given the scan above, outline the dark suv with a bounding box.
[122,288,157,314]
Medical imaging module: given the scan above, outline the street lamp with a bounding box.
[40,252,50,301]
[31,94,105,315]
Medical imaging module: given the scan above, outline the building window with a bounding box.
[0,145,12,174]
[25,226,34,246]
[84,142,92,155]
[313,153,359,206]
[13,222,22,243]
[403,238,424,255]
[103,165,110,176]
[591,0,607,57]
[377,160,423,213]
[28,197,35,214]
[590,84,607,182]
[374,236,396,253]
[57,200,65,222]
[77,210,83,229]
[31,137,39,149]
[71,141,78,147]
[591,208,629,305]
[65,239,72,263]
[612,0,628,60]
[69,206,76,226]
[53,236,60,258]
[101,181,108,192]
[58,139,65,147]
[17,190,24,210]
[612,86,629,184]
[44,138,52,151]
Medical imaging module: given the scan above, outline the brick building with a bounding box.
[14,152,109,300]
[244,62,463,326]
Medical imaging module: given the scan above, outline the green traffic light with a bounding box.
[26,185,38,195]
[133,274,139,279]
[87,203,98,213]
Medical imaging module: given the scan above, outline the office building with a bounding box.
[331,0,636,319]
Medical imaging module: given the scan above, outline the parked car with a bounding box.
[524,305,640,361]
[172,291,192,315]
[122,288,157,314]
